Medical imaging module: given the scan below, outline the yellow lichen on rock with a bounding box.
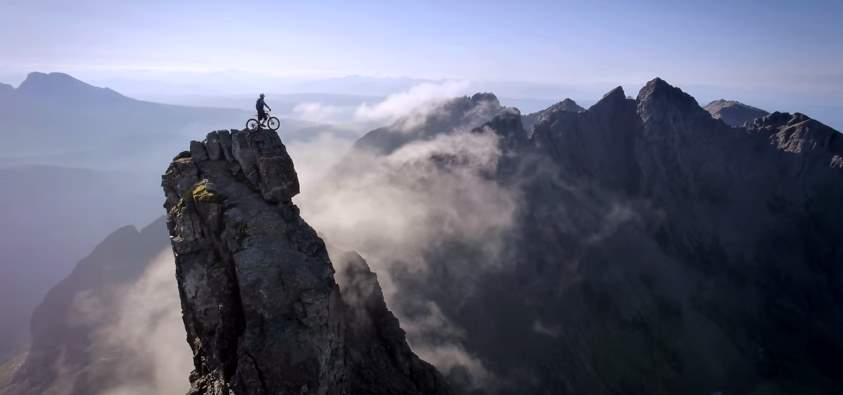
[191,180,222,203]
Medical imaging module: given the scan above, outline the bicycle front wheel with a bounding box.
[246,119,259,131]
[267,117,280,131]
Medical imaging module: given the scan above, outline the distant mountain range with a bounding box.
[0,73,244,364]
[1,218,173,395]
[0,165,163,362]
[0,72,246,168]
[2,75,842,394]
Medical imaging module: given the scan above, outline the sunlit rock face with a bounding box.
[162,129,451,395]
[704,99,769,127]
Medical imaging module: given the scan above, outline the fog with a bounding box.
[18,81,514,392]
[93,250,191,395]
[284,83,519,388]
[6,74,841,393]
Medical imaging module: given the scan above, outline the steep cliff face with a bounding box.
[513,80,843,393]
[162,129,450,395]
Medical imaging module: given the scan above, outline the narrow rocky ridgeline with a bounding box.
[162,129,451,395]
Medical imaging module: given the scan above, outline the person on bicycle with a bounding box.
[256,94,271,124]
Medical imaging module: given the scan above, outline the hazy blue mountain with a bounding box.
[0,72,245,169]
[1,218,171,395]
[0,73,367,366]
[0,165,163,361]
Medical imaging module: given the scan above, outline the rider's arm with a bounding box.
[266,103,272,111]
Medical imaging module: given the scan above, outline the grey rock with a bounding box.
[189,141,208,162]
[218,130,234,161]
[470,92,500,106]
[342,80,843,394]
[162,129,450,395]
[704,99,769,127]
[522,98,584,135]
[205,131,222,160]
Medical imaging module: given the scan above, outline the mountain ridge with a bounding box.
[3,76,841,395]
[16,72,128,103]
[2,217,170,395]
[324,77,843,394]
[704,99,769,127]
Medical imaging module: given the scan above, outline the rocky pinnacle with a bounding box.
[162,129,451,395]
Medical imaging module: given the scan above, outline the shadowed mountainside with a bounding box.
[2,218,171,395]
[3,77,841,395]
[320,78,843,394]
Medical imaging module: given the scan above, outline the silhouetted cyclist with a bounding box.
[256,94,271,124]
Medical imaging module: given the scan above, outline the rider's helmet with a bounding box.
[260,93,265,98]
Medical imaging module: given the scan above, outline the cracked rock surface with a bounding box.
[162,129,451,395]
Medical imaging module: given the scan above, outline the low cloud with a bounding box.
[283,81,471,129]
[354,80,470,128]
[287,132,356,190]
[398,301,491,387]
[94,250,191,395]
[291,102,351,124]
[299,130,516,280]
[295,120,516,387]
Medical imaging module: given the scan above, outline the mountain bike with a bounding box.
[246,111,280,131]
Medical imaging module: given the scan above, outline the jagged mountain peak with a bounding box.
[748,111,843,157]
[549,98,585,113]
[636,77,694,104]
[522,98,585,135]
[636,77,708,124]
[602,85,626,100]
[470,92,499,105]
[16,71,125,101]
[704,99,769,127]
[559,97,583,108]
[589,86,632,111]
[749,111,809,129]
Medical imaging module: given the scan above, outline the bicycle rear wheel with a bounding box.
[267,117,280,131]
[246,119,259,131]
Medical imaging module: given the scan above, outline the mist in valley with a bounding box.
[2,1,843,393]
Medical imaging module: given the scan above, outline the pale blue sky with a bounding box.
[1,0,842,116]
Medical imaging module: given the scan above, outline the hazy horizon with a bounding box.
[2,2,843,393]
[2,0,842,128]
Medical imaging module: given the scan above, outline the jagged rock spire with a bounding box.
[162,129,451,395]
